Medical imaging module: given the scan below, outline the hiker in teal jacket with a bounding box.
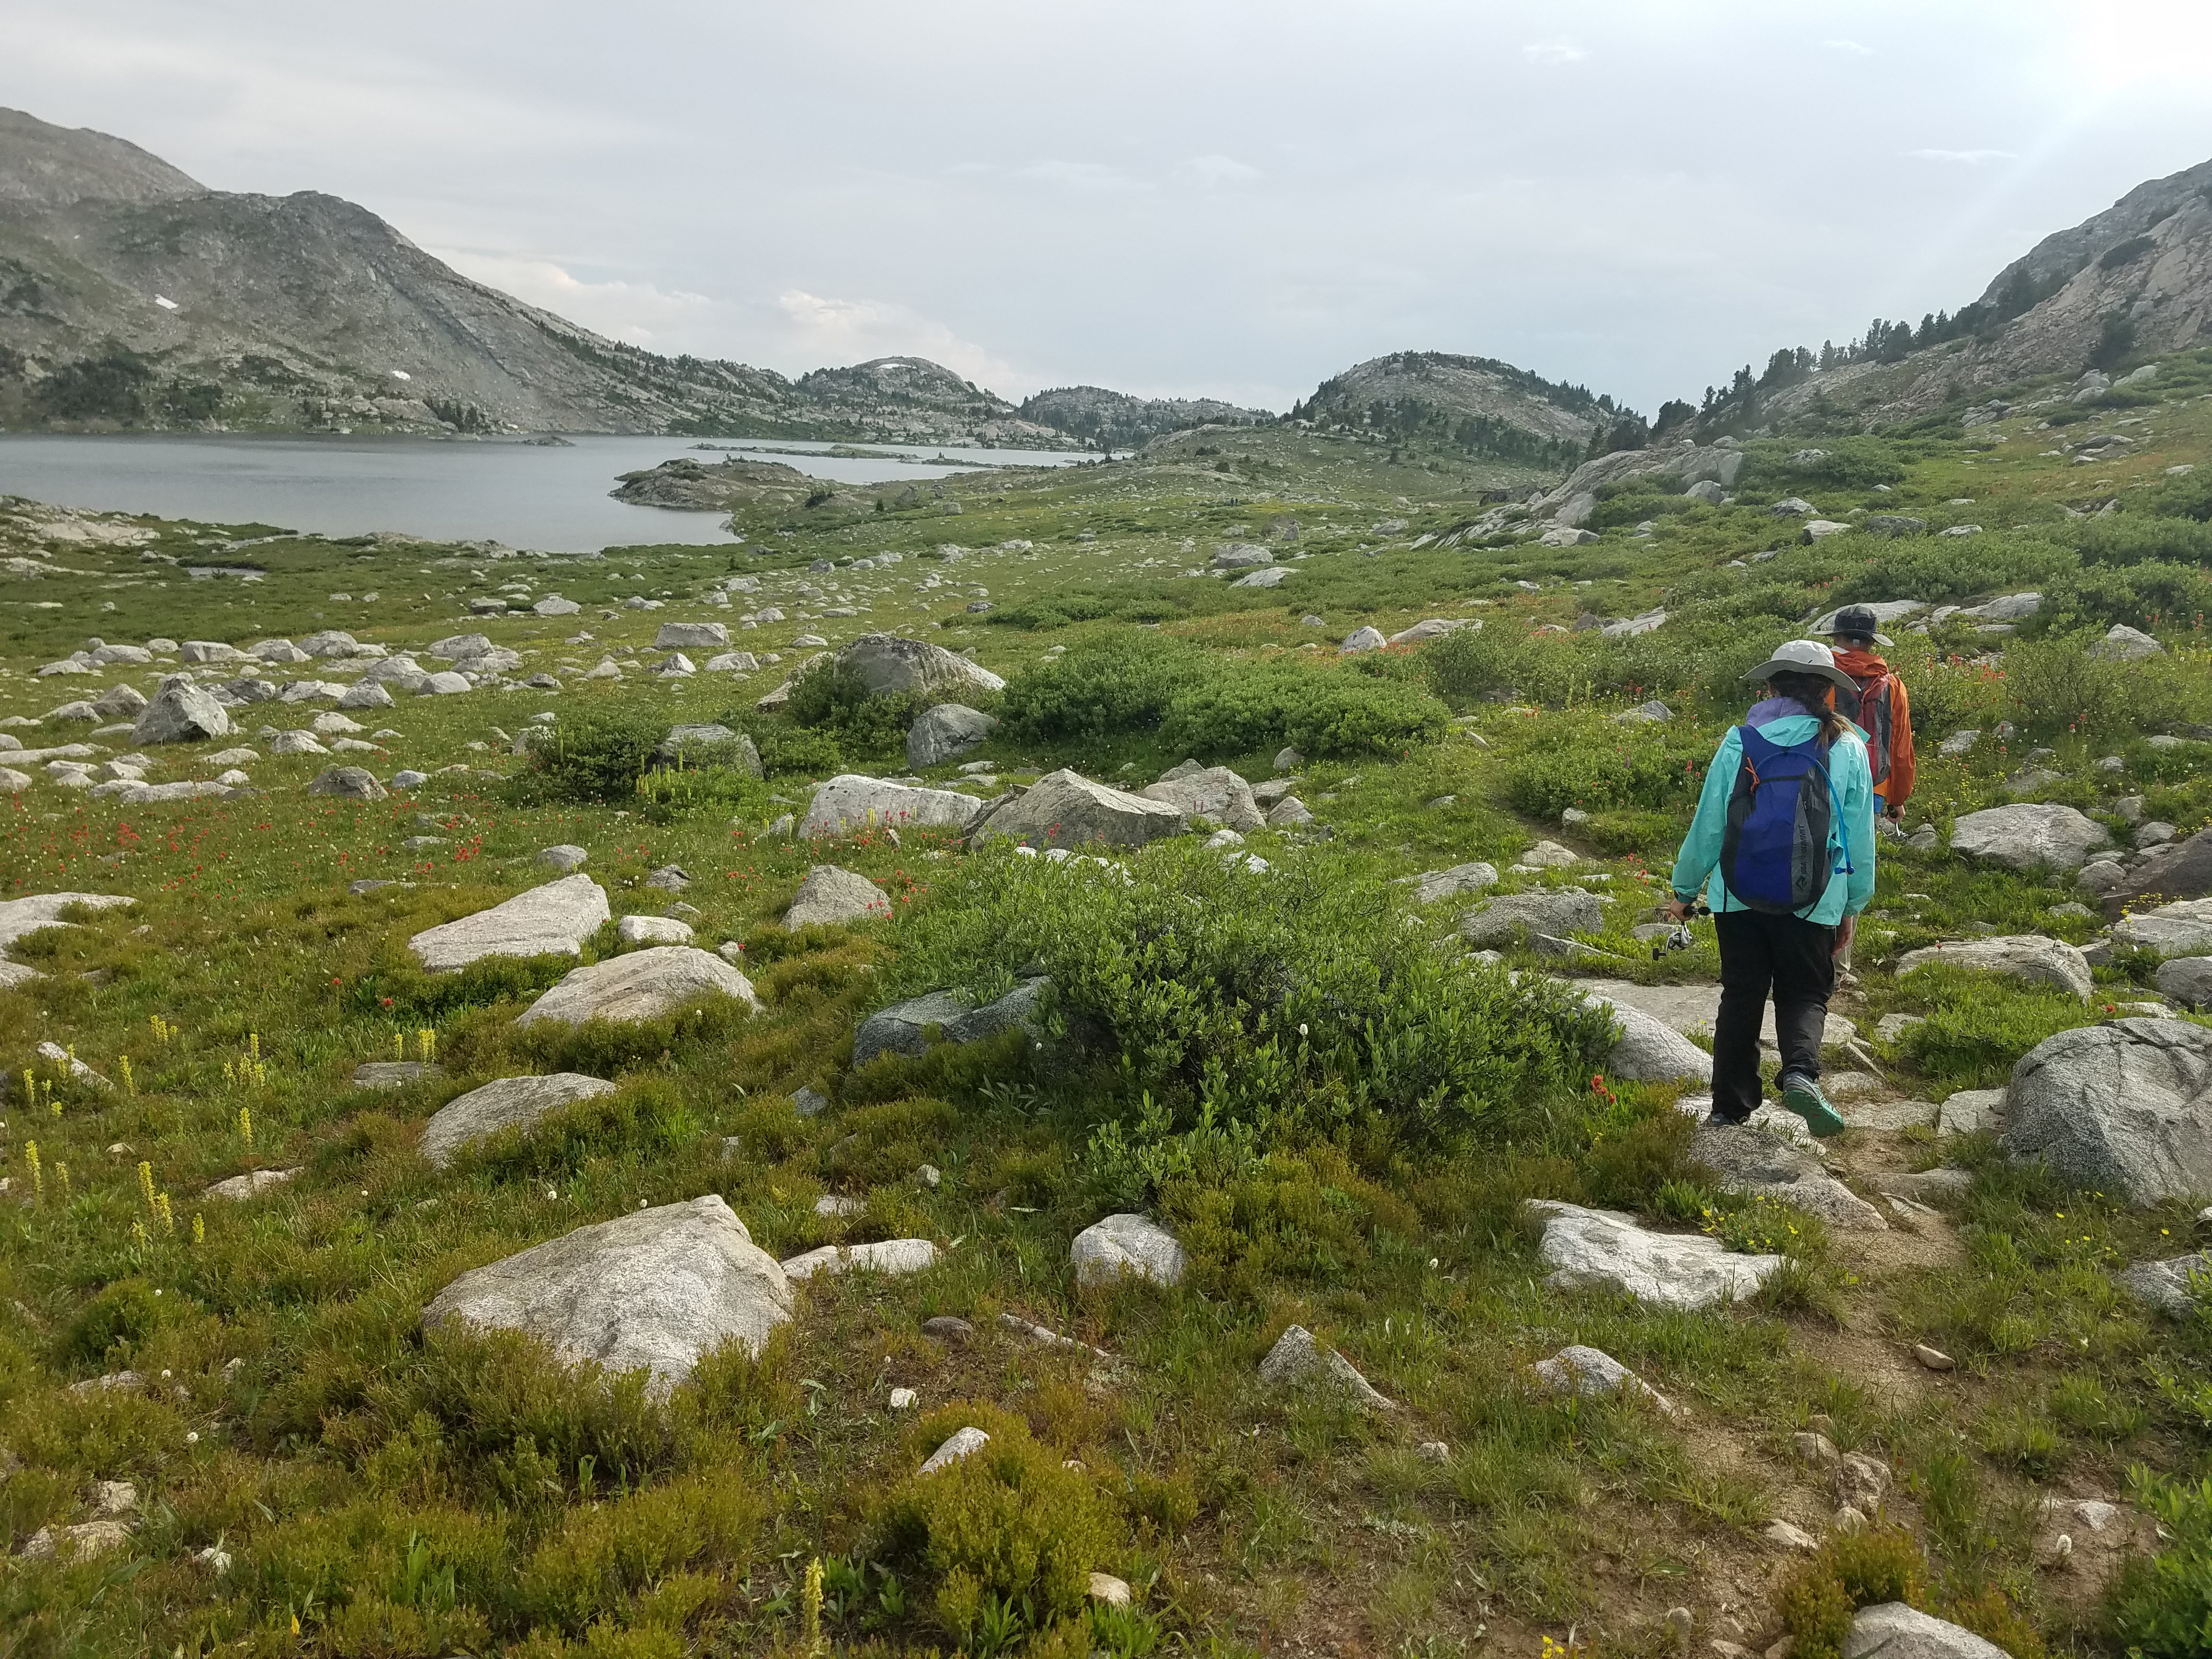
[1662,639,1877,1136]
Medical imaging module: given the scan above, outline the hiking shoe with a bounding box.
[1779,1071,1847,1138]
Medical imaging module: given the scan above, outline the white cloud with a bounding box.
[431,250,714,346]
[1822,39,1875,55]
[775,290,1026,392]
[1173,154,1261,189]
[1011,159,1145,192]
[1522,38,1588,65]
[1906,148,2018,163]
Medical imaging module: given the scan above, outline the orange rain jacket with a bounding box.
[1832,645,1915,811]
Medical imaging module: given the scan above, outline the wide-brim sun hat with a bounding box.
[1742,637,1859,697]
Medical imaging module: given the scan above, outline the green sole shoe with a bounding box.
[1779,1073,1847,1138]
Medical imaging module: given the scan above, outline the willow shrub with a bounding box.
[885,842,1612,1190]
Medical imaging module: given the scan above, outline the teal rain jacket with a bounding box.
[1668,705,1877,924]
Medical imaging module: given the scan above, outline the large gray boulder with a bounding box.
[421,1073,618,1167]
[2103,830,2212,915]
[784,865,891,929]
[654,622,729,650]
[906,703,997,768]
[1525,1199,1784,1309]
[1690,1122,1888,1230]
[1843,1604,2008,1659]
[1402,863,1499,904]
[2117,1250,2212,1315]
[516,946,763,1028]
[1808,599,1929,633]
[2115,898,2212,956]
[131,682,233,745]
[974,769,1186,849]
[307,766,388,802]
[1141,765,1262,831]
[1949,804,2109,874]
[1898,935,2094,1001]
[802,775,986,839]
[836,633,1006,696]
[2091,624,2164,662]
[2155,957,2212,1008]
[1576,988,1714,1084]
[1071,1213,1187,1287]
[853,978,1049,1068]
[408,874,611,973]
[2005,1018,2212,1203]
[1459,890,1606,948]
[658,724,763,776]
[421,1194,791,1392]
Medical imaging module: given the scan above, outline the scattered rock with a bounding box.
[853,978,1049,1068]
[975,769,1186,848]
[422,1195,792,1392]
[1460,890,1606,948]
[837,633,1005,696]
[920,1315,975,1343]
[617,914,694,946]
[1691,1122,1888,1230]
[1897,935,2093,1000]
[781,1238,938,1281]
[1579,988,1714,1085]
[785,865,893,929]
[1766,1519,1820,1551]
[408,875,611,973]
[1088,1572,1133,1609]
[538,845,588,872]
[1913,1344,1956,1372]
[1141,765,1262,831]
[1949,804,2110,874]
[801,774,986,839]
[2004,1019,2212,1203]
[1257,1324,1395,1409]
[2115,896,2212,955]
[1525,1199,1784,1309]
[1937,1090,2005,1136]
[517,946,762,1028]
[1071,1213,1187,1287]
[907,703,998,768]
[1402,862,1499,904]
[2091,624,2164,662]
[422,1074,618,1167]
[1340,626,1387,653]
[352,1061,445,1089]
[1530,1344,1678,1415]
[1843,1602,2008,1659]
[654,622,729,650]
[131,681,232,745]
[306,765,387,802]
[2116,1251,2212,1315]
[919,1426,991,1475]
[204,1167,300,1200]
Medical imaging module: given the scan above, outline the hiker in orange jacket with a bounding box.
[1821,605,1914,983]
[1822,605,1915,826]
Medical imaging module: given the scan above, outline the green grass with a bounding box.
[11,346,2212,1654]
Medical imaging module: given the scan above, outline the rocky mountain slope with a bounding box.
[0,109,1202,446]
[1288,350,1623,471]
[1729,156,2212,431]
[1016,384,1270,449]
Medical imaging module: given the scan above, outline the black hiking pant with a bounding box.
[1710,909,1836,1122]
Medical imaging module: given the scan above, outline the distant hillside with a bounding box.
[1287,351,1626,470]
[1692,155,2212,434]
[0,109,1090,444]
[1017,385,1271,449]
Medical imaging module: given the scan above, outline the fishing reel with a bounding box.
[1655,898,1710,959]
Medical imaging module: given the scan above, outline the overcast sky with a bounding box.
[8,1,2212,414]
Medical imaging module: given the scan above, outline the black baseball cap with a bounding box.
[1825,605,1880,639]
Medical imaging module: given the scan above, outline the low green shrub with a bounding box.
[784,663,941,759]
[1999,633,2198,742]
[519,1472,763,1635]
[877,1402,1122,1650]
[1000,634,1216,744]
[2107,1468,2212,1659]
[1498,709,1715,817]
[61,1279,163,1371]
[888,843,1613,1187]
[460,1077,702,1182]
[1892,964,2104,1092]
[512,703,668,804]
[1778,1524,1928,1659]
[754,725,845,776]
[1750,436,1908,492]
[1159,659,1447,759]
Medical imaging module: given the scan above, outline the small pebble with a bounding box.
[1912,1343,1955,1372]
[889,1387,917,1409]
[1415,1440,1451,1463]
[1665,1607,1694,1639]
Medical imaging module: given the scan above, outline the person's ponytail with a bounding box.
[1767,670,1851,744]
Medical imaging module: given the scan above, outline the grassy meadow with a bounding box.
[8,352,2212,1658]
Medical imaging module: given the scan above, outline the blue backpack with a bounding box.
[1720,724,1853,915]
